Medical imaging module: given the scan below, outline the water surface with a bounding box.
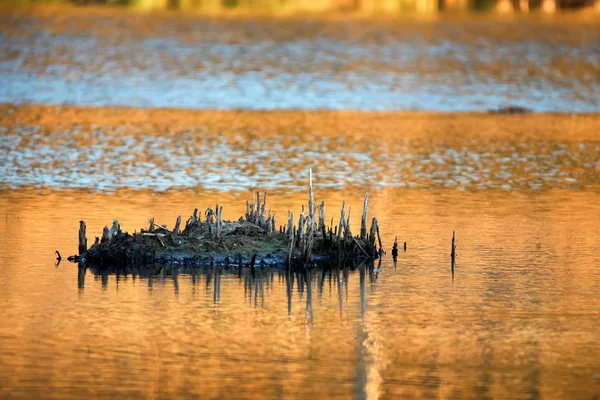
[1,9,600,111]
[0,189,599,399]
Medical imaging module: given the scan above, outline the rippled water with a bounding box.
[2,105,600,192]
[1,9,600,111]
[0,189,599,399]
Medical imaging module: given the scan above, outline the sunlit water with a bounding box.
[0,189,599,399]
[1,106,600,192]
[1,10,600,111]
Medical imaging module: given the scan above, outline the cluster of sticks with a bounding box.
[139,203,226,247]
[285,170,383,264]
[245,190,277,233]
[78,220,122,255]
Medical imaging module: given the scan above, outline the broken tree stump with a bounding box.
[78,221,87,255]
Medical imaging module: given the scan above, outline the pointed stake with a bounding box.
[337,200,346,240]
[451,231,456,271]
[360,192,369,240]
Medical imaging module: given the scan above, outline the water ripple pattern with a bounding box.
[1,106,599,192]
[1,10,600,111]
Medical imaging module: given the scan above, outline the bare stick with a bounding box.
[149,218,155,233]
[78,221,87,255]
[369,217,377,246]
[318,201,325,232]
[261,190,268,221]
[142,233,167,238]
[151,222,168,231]
[256,191,261,225]
[216,206,223,241]
[308,169,315,228]
[298,206,306,254]
[143,232,164,247]
[173,216,181,235]
[337,200,346,240]
[375,218,383,255]
[305,214,314,262]
[287,211,295,266]
[345,206,352,239]
[360,192,369,240]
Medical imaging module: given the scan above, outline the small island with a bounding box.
[69,171,383,270]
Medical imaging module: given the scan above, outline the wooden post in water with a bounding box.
[360,192,368,240]
[287,211,295,266]
[451,231,456,271]
[78,220,87,255]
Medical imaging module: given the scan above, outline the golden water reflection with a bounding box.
[0,188,599,399]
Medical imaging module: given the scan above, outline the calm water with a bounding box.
[1,10,600,111]
[0,189,599,399]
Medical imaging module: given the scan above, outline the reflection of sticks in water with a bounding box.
[359,261,366,317]
[304,269,313,325]
[101,271,109,289]
[286,270,293,315]
[343,267,349,302]
[337,268,343,319]
[77,262,86,289]
[213,267,220,304]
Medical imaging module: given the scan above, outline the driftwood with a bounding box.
[68,169,380,270]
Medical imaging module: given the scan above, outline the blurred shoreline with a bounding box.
[2,3,600,17]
